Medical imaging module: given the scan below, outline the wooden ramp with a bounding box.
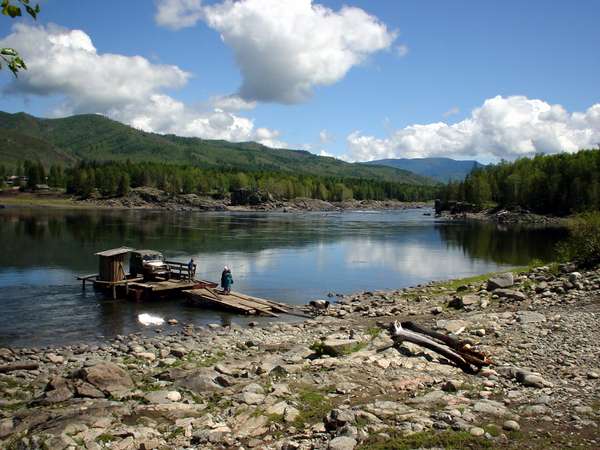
[184,287,305,317]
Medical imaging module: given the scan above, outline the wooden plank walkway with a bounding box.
[184,287,300,317]
[129,279,199,292]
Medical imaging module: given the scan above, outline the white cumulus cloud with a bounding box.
[155,0,204,30]
[210,94,257,111]
[319,129,333,144]
[346,96,600,162]
[0,23,284,147]
[201,0,397,103]
[1,23,190,113]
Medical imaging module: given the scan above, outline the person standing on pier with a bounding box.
[221,266,233,294]
[188,258,195,280]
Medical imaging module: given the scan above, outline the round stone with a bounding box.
[470,427,485,437]
[503,420,520,431]
[166,391,182,402]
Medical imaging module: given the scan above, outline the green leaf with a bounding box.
[3,4,21,17]
[1,47,18,56]
[25,3,38,19]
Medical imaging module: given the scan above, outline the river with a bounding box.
[0,207,565,347]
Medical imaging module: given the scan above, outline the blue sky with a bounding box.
[1,0,599,163]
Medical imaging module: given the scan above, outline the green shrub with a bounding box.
[557,212,600,267]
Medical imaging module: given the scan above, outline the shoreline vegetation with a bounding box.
[0,261,598,449]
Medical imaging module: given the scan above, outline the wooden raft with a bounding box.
[184,287,297,317]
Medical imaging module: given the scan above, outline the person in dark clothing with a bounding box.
[221,266,233,294]
[188,258,195,280]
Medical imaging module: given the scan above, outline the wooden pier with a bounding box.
[184,287,304,317]
[77,247,310,318]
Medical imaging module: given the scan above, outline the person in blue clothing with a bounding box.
[188,258,195,280]
[221,266,233,294]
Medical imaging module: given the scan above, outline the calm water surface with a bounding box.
[0,207,565,347]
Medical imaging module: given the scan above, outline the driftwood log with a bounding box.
[0,363,39,373]
[388,321,478,374]
[401,321,491,367]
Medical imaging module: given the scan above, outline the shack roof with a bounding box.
[95,247,133,257]
[131,249,163,256]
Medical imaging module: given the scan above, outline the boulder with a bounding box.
[80,361,134,397]
[310,299,330,309]
[473,399,508,417]
[320,335,363,357]
[240,391,265,405]
[75,382,105,399]
[144,390,182,404]
[326,409,356,430]
[170,347,188,358]
[175,369,223,393]
[0,418,14,439]
[487,273,514,290]
[494,289,527,301]
[516,369,549,388]
[516,311,546,324]
[329,436,357,450]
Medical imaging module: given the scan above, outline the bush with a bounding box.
[557,212,600,267]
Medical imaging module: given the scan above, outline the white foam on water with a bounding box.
[138,313,165,326]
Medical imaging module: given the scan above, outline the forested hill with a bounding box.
[0,111,433,185]
[440,149,600,215]
[367,157,483,182]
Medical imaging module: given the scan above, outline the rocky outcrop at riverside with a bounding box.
[73,187,429,212]
[1,263,599,449]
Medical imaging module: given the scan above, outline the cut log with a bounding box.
[0,363,39,373]
[388,321,476,374]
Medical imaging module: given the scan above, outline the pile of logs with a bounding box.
[387,320,491,374]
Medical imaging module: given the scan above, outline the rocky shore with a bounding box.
[1,263,599,449]
[0,188,430,213]
[439,208,566,226]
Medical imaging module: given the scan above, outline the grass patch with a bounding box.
[367,327,382,339]
[358,429,492,450]
[292,386,333,427]
[0,401,26,412]
[484,423,501,437]
[436,273,493,292]
[202,393,234,413]
[0,377,22,389]
[0,193,84,208]
[96,433,116,444]
[166,427,185,440]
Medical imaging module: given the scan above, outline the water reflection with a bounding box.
[0,207,565,347]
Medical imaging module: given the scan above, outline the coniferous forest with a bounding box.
[439,149,600,215]
[2,160,439,203]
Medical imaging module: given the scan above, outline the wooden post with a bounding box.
[112,284,116,300]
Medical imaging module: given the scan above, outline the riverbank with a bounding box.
[0,189,430,212]
[439,208,567,226]
[1,263,598,449]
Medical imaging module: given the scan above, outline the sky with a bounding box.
[1,0,599,163]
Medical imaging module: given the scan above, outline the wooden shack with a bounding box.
[96,247,133,283]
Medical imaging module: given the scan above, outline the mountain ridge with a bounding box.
[367,157,484,182]
[0,111,436,185]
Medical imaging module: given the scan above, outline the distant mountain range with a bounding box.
[366,157,484,182]
[0,111,435,185]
